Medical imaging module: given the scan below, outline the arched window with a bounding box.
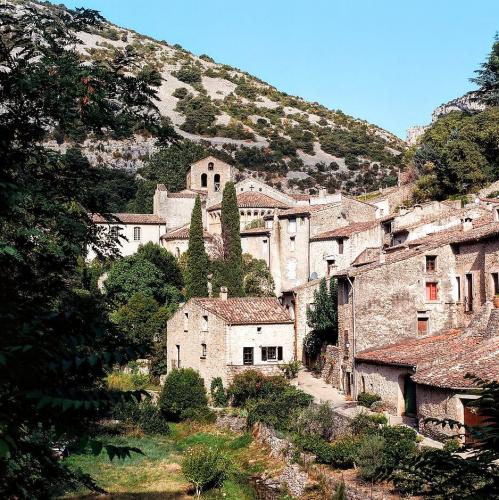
[208,162,214,171]
[201,173,207,188]
[214,173,220,192]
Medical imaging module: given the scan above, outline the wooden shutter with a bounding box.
[261,347,267,361]
[277,347,283,361]
[426,282,437,301]
[417,318,428,334]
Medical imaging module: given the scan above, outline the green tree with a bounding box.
[136,242,183,290]
[185,196,209,298]
[242,253,275,296]
[220,181,244,297]
[304,278,338,357]
[0,4,177,494]
[110,292,171,351]
[472,33,499,106]
[104,256,167,307]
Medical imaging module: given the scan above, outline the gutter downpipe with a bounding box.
[346,275,356,398]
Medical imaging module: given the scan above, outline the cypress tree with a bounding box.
[185,195,209,298]
[221,181,245,296]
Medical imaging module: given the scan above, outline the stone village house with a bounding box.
[166,289,294,388]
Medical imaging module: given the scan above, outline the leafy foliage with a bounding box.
[305,278,338,356]
[112,399,170,435]
[357,392,382,409]
[472,33,499,106]
[181,445,232,496]
[158,368,208,421]
[220,182,245,296]
[210,377,228,407]
[0,3,176,495]
[185,196,209,298]
[242,253,275,296]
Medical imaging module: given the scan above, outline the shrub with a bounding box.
[181,407,217,423]
[173,87,189,99]
[182,445,231,496]
[357,392,382,408]
[377,425,417,475]
[173,63,202,84]
[227,370,288,407]
[294,402,337,441]
[106,370,150,391]
[278,360,301,380]
[293,434,337,464]
[159,368,208,420]
[328,435,362,468]
[246,386,313,430]
[112,399,170,435]
[210,377,228,407]
[355,434,386,481]
[443,437,461,452]
[350,411,387,435]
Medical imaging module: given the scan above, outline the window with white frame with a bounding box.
[261,346,283,361]
[133,226,141,241]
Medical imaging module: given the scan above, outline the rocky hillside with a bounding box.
[16,0,406,195]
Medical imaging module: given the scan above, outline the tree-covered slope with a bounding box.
[10,0,406,196]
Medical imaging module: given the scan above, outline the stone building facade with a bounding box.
[166,292,294,388]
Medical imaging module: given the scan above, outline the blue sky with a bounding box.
[60,0,499,139]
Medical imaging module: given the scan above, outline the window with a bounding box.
[214,174,221,192]
[201,173,208,188]
[261,346,283,361]
[455,276,461,302]
[201,343,207,358]
[327,259,336,277]
[289,236,295,251]
[265,219,273,229]
[110,226,120,238]
[417,317,429,335]
[492,272,499,295]
[338,238,344,255]
[426,282,438,301]
[383,221,392,234]
[133,226,141,241]
[257,326,262,334]
[340,279,351,304]
[208,161,214,171]
[288,219,297,234]
[259,187,262,192]
[344,331,350,357]
[243,347,253,365]
[183,312,189,331]
[202,315,208,332]
[425,255,436,272]
[175,345,181,368]
[465,273,473,312]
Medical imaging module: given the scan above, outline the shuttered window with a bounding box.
[243,347,253,365]
[426,282,438,301]
[261,346,283,361]
[417,318,429,334]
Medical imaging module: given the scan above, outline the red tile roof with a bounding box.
[266,202,338,219]
[310,220,378,241]
[207,191,290,211]
[91,213,165,224]
[168,189,207,199]
[351,247,380,267]
[160,225,213,241]
[240,227,271,236]
[191,297,293,325]
[356,328,498,390]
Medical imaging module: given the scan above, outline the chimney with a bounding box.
[319,188,327,198]
[398,205,407,216]
[220,286,228,300]
[462,217,473,231]
[413,203,422,213]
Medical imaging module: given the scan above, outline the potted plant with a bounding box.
[494,294,499,309]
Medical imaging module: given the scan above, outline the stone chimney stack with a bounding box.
[462,217,473,232]
[220,286,228,301]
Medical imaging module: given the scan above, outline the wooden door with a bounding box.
[403,375,417,416]
[464,403,488,445]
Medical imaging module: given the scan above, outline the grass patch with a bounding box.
[62,423,264,498]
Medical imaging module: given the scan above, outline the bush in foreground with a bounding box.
[357,392,382,409]
[182,445,232,497]
[112,399,170,435]
[159,368,208,420]
[210,377,228,407]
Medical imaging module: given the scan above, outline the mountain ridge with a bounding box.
[16,0,406,195]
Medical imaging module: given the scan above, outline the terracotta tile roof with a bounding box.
[240,227,271,236]
[265,202,338,219]
[356,329,467,368]
[207,191,290,211]
[352,247,381,267]
[168,189,207,199]
[412,336,499,389]
[191,297,293,325]
[356,327,498,390]
[160,225,213,241]
[90,213,165,224]
[310,220,378,241]
[336,219,499,277]
[290,193,312,201]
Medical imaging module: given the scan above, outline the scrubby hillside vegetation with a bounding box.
[9,0,406,202]
[410,35,499,202]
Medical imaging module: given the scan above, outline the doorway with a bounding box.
[463,401,488,445]
[465,273,473,312]
[403,375,417,416]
